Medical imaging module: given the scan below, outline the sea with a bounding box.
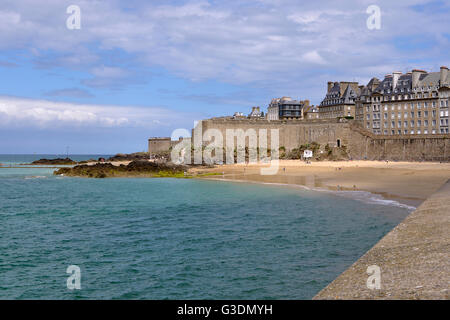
[0,154,412,299]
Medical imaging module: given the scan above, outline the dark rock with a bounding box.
[31,158,77,165]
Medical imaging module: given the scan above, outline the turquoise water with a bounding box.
[0,155,411,299]
[0,154,112,166]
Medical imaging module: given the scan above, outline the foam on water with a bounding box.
[208,178,417,211]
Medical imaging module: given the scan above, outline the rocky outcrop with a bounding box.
[107,152,150,162]
[31,158,77,165]
[53,160,187,178]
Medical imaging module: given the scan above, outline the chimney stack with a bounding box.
[412,69,426,88]
[440,66,448,86]
[327,81,333,92]
[392,71,402,90]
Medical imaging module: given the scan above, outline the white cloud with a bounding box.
[0,0,449,102]
[0,96,186,129]
[302,50,326,65]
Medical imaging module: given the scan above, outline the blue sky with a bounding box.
[0,0,449,153]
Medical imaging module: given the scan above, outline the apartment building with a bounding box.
[356,67,449,135]
[267,97,309,120]
[318,81,359,119]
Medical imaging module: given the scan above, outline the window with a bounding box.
[424,120,428,126]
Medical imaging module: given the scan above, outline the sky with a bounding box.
[0,0,449,154]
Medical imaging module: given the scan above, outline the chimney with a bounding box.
[440,66,448,86]
[327,81,333,92]
[412,69,426,88]
[392,71,402,90]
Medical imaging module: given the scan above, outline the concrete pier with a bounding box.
[314,179,450,299]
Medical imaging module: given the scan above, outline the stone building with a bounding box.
[304,105,319,119]
[267,97,309,120]
[319,81,359,119]
[148,137,171,155]
[356,67,450,135]
[248,106,264,119]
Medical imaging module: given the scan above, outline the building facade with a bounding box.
[248,106,264,119]
[356,67,449,135]
[267,97,308,120]
[319,81,359,119]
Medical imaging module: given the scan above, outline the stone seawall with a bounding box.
[199,119,450,161]
[150,119,450,161]
[314,179,450,300]
[347,123,450,161]
[200,118,348,151]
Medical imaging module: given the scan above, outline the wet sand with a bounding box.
[194,160,450,208]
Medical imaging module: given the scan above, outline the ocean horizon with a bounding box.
[0,154,412,299]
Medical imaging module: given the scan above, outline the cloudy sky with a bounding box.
[0,0,449,153]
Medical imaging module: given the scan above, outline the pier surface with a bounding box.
[314,179,450,300]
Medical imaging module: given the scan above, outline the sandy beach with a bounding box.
[194,160,450,208]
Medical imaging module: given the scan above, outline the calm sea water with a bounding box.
[0,155,411,299]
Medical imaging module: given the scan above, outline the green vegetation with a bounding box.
[54,161,186,178]
[31,158,77,165]
[285,142,320,159]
